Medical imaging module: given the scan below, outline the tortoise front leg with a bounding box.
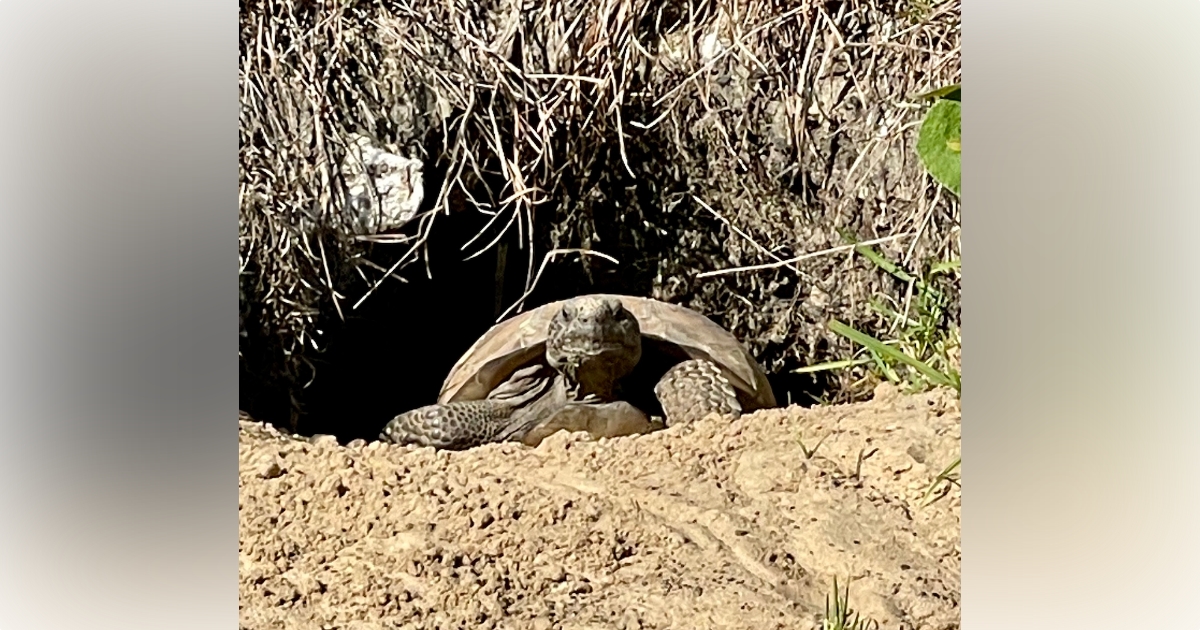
[383,364,557,450]
[379,400,518,450]
[652,359,743,427]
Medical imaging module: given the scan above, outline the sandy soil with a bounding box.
[239,383,960,629]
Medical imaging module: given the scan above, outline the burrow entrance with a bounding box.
[239,211,828,444]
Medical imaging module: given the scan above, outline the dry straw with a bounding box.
[240,0,960,405]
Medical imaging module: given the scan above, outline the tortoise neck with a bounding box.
[563,371,617,402]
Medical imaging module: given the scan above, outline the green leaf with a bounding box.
[917,99,961,196]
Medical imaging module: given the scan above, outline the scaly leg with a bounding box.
[379,400,517,450]
[383,365,557,449]
[653,359,742,427]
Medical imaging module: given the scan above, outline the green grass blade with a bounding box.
[929,259,961,275]
[913,83,961,101]
[829,320,958,391]
[920,457,962,506]
[837,231,946,303]
[857,244,913,282]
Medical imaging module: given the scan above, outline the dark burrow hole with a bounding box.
[240,211,827,444]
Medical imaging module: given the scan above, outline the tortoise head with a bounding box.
[546,295,642,398]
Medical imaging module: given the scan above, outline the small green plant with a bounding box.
[819,234,960,395]
[920,457,961,506]
[823,577,880,630]
[904,0,952,22]
[828,318,959,392]
[915,83,961,196]
[795,430,830,460]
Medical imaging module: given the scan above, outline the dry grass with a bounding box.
[239,0,961,413]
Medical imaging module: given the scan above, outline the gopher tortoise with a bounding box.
[379,294,776,449]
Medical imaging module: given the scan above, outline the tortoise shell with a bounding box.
[438,294,776,413]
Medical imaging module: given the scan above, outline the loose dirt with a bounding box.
[239,383,960,629]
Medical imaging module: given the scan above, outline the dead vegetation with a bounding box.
[238,0,961,423]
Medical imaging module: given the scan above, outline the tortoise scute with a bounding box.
[440,294,775,410]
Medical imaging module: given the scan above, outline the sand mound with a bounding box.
[239,384,960,629]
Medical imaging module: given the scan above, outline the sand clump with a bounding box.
[239,384,960,629]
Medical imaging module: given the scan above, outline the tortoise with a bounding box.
[379,294,776,449]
